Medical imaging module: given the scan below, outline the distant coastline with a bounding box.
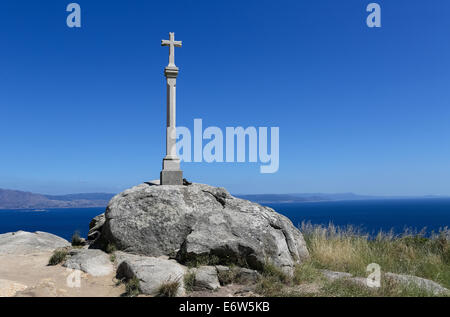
[0,189,114,210]
[1,187,449,210]
[235,193,450,205]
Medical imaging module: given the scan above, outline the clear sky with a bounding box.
[1,0,450,196]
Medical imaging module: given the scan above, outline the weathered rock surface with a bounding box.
[320,270,353,281]
[115,252,187,296]
[235,268,261,284]
[193,266,220,291]
[385,272,449,295]
[92,183,309,275]
[321,270,368,288]
[0,231,70,255]
[63,249,113,277]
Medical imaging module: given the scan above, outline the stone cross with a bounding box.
[160,32,183,185]
[161,32,182,68]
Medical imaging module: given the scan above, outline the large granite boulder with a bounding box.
[91,183,309,275]
[0,231,70,255]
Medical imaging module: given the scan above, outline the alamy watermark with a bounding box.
[66,3,81,28]
[366,263,381,288]
[66,267,81,288]
[66,3,381,29]
[175,119,279,174]
[366,3,381,28]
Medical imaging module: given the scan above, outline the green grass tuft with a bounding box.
[48,249,68,266]
[294,262,325,284]
[105,243,117,254]
[71,231,84,247]
[255,261,292,296]
[262,262,290,284]
[124,277,141,297]
[183,271,196,292]
[217,266,239,285]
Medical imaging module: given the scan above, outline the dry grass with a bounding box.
[255,223,449,297]
[301,222,450,289]
[157,278,180,297]
[183,271,196,292]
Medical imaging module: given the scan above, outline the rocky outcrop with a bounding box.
[115,252,187,296]
[63,249,113,277]
[0,231,70,255]
[92,183,309,275]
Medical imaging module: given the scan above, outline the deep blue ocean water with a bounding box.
[267,199,450,236]
[0,207,104,241]
[0,199,449,241]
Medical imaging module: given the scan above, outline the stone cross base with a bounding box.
[160,170,183,185]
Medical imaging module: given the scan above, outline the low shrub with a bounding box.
[48,249,68,266]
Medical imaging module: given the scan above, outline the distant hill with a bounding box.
[0,189,115,210]
[43,193,115,202]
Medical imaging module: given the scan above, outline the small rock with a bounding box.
[320,270,369,288]
[235,268,260,284]
[320,270,353,281]
[116,252,187,296]
[63,249,113,277]
[194,266,221,291]
[216,265,233,285]
[215,265,230,274]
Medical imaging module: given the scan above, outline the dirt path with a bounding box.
[0,252,124,297]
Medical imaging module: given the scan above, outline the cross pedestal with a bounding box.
[160,33,183,185]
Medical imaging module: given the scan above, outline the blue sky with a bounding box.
[1,0,450,195]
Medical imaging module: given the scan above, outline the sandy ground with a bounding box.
[0,251,124,297]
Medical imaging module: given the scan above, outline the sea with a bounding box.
[0,199,449,241]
